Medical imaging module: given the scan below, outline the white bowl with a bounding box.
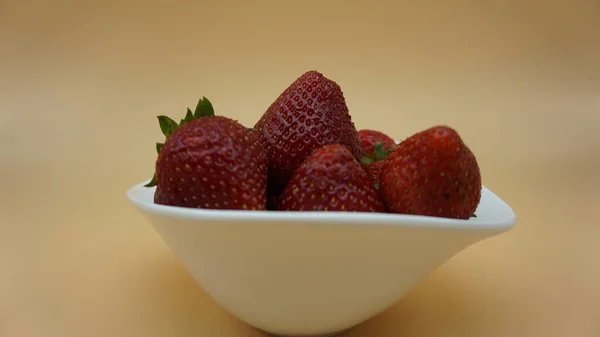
[126,180,515,337]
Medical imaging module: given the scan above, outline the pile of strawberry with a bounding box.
[146,71,481,220]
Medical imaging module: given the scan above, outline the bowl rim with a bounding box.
[126,179,516,232]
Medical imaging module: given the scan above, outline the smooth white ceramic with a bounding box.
[127,180,515,337]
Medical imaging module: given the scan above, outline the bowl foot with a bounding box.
[260,328,349,337]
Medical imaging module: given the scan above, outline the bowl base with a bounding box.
[261,328,349,337]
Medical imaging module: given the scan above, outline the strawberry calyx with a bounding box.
[360,142,393,165]
[144,97,215,187]
[373,142,393,161]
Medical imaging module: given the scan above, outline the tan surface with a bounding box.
[1,0,600,336]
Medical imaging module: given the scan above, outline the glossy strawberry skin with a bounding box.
[358,129,396,156]
[278,144,386,212]
[380,125,481,219]
[253,71,361,195]
[154,116,268,210]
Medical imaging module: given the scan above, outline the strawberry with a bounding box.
[360,142,395,189]
[380,125,481,219]
[253,70,361,196]
[278,144,386,212]
[363,160,385,189]
[358,129,396,157]
[146,97,268,210]
[358,130,396,189]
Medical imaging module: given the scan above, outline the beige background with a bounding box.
[1,0,599,336]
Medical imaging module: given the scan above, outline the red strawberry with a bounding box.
[363,160,385,189]
[359,135,396,189]
[358,129,396,157]
[380,125,481,219]
[253,70,361,195]
[358,129,396,189]
[147,97,268,210]
[278,144,386,212]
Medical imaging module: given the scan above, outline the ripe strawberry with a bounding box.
[358,130,396,189]
[363,160,385,189]
[358,129,396,157]
[253,70,361,195]
[380,125,481,219]
[278,144,386,212]
[147,97,268,210]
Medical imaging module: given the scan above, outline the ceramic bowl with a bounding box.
[126,180,515,337]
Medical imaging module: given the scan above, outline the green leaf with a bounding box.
[194,96,215,118]
[471,213,477,218]
[247,127,254,132]
[179,108,195,126]
[144,175,157,187]
[372,142,387,161]
[360,154,374,166]
[157,115,178,137]
[156,142,163,154]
